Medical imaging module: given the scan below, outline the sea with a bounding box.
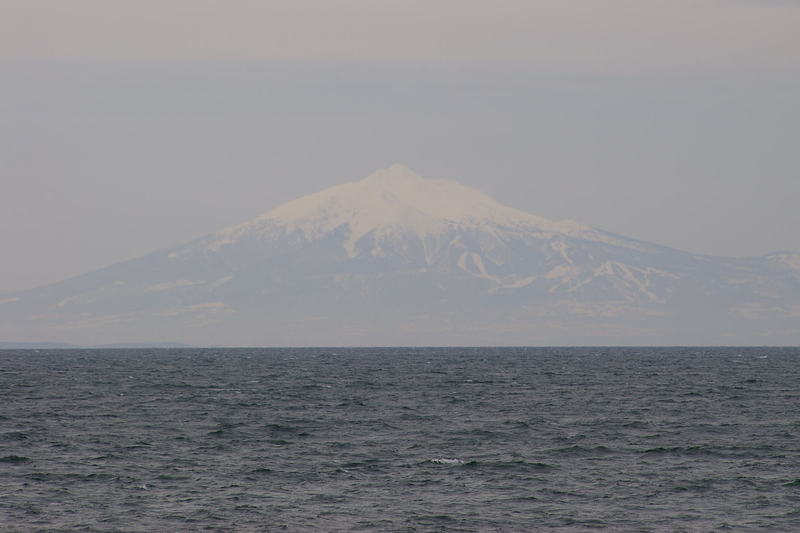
[1,347,799,532]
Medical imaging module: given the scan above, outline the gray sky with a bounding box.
[2,0,799,293]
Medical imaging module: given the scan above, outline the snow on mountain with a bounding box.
[172,164,692,301]
[197,164,646,257]
[765,252,800,278]
[250,163,550,232]
[2,164,799,346]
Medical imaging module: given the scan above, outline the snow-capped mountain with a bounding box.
[2,164,799,345]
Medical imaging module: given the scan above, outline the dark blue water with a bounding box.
[2,347,800,532]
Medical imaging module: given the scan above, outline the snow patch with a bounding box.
[457,252,490,278]
[564,262,676,302]
[499,275,539,289]
[767,252,800,278]
[156,301,232,318]
[208,275,235,289]
[145,280,205,292]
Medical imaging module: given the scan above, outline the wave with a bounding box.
[0,455,30,463]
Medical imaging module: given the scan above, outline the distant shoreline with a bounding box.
[0,342,196,350]
[2,343,797,350]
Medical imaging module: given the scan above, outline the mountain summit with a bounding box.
[2,165,799,345]
[190,164,634,262]
[204,164,582,256]
[262,163,554,231]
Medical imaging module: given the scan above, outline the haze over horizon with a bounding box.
[2,0,799,294]
[2,163,798,347]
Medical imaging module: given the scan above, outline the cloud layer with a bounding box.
[3,1,799,70]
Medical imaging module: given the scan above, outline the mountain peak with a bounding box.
[260,164,548,233]
[208,165,604,256]
[362,163,422,184]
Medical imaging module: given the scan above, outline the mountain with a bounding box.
[2,164,799,346]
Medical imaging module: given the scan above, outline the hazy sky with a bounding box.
[2,0,799,293]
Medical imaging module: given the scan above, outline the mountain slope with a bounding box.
[2,165,799,345]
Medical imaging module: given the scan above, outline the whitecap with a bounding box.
[429,458,465,465]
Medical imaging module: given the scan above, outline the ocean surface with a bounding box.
[1,347,800,532]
